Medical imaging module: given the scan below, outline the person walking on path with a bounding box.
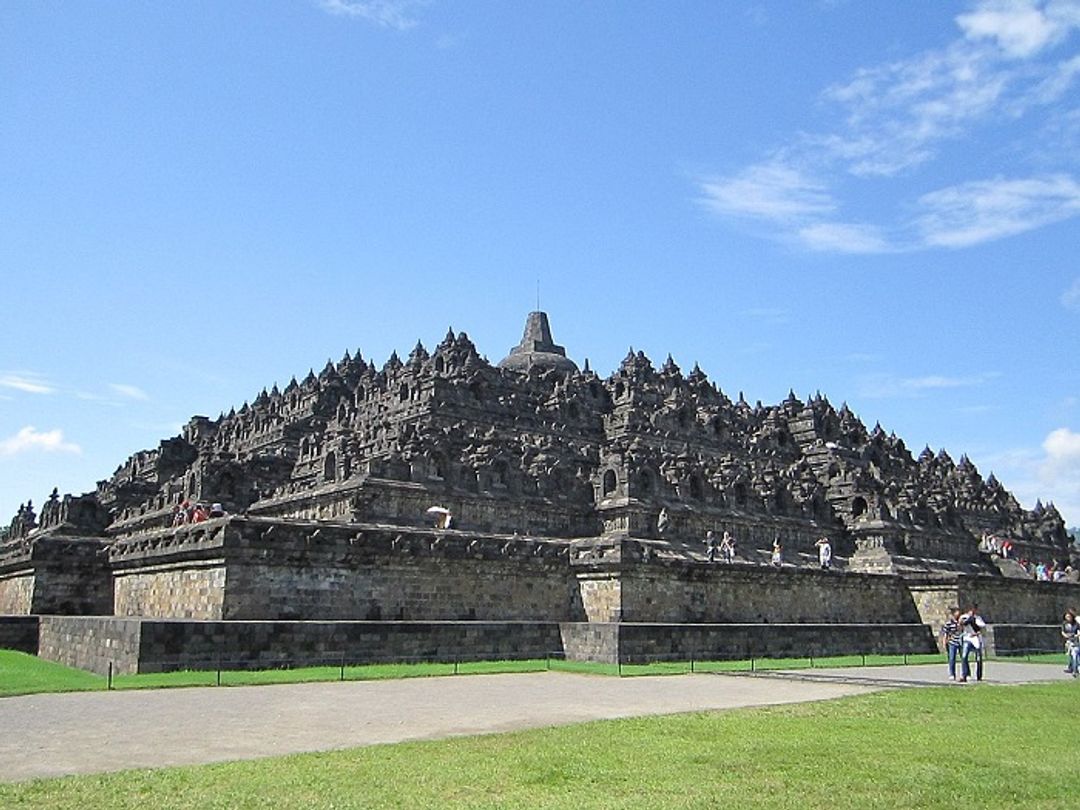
[940,607,963,681]
[958,605,986,683]
[705,531,718,563]
[1061,609,1080,677]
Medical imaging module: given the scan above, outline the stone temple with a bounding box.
[0,312,1074,673]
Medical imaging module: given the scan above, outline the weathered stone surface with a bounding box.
[0,616,39,654]
[2,312,1075,671]
[0,536,112,615]
[5,312,1066,567]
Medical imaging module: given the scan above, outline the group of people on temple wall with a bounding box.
[700,530,833,570]
[979,531,1015,558]
[1020,559,1077,583]
[979,531,1078,583]
[170,500,226,527]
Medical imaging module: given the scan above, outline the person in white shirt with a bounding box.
[958,604,987,682]
[815,536,832,570]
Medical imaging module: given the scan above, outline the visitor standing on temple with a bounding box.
[940,607,963,681]
[720,531,735,564]
[770,537,782,567]
[1061,610,1079,677]
[705,531,718,562]
[657,507,670,536]
[815,536,832,570]
[958,604,986,682]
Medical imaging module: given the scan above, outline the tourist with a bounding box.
[770,537,782,567]
[170,503,184,527]
[1061,610,1079,677]
[209,503,225,518]
[657,507,670,536]
[720,531,736,564]
[705,530,718,562]
[815,536,832,570]
[958,604,986,683]
[940,607,963,681]
[192,503,209,523]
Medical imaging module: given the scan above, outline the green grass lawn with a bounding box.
[0,682,1074,809]
[1,648,1066,696]
[0,650,105,696]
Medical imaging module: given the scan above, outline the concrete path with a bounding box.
[0,662,1070,784]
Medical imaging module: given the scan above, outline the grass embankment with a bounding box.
[1,682,1074,809]
[0,648,1065,697]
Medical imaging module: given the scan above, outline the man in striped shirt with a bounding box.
[940,607,963,681]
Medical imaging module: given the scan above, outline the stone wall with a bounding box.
[559,622,621,664]
[987,624,1065,656]
[0,536,112,615]
[616,563,922,624]
[222,555,579,621]
[616,622,937,661]
[31,566,114,615]
[0,574,34,614]
[35,617,567,675]
[38,616,143,675]
[575,573,622,622]
[114,564,227,619]
[957,577,1080,624]
[0,615,40,653]
[33,615,940,674]
[109,517,584,622]
[907,576,1080,629]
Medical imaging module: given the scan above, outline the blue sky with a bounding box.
[1,0,1078,526]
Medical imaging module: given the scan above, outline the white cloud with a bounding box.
[108,383,150,401]
[698,0,1080,253]
[1063,277,1080,310]
[957,2,1072,58]
[917,174,1080,247]
[699,164,835,220]
[0,426,82,458]
[988,426,1080,525]
[316,0,425,30]
[821,40,1010,177]
[797,222,893,253]
[0,373,55,395]
[858,371,999,399]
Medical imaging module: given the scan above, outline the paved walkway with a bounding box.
[0,662,1070,783]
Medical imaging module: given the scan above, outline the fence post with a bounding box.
[216,656,222,687]
[108,661,113,691]
[545,653,550,671]
[809,654,814,669]
[861,653,866,667]
[453,655,459,676]
[340,652,345,682]
[690,654,695,674]
[750,656,755,673]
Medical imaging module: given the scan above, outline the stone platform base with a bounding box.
[35,616,567,675]
[563,622,938,664]
[20,615,939,675]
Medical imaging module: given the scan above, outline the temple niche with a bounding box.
[1,310,1070,572]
